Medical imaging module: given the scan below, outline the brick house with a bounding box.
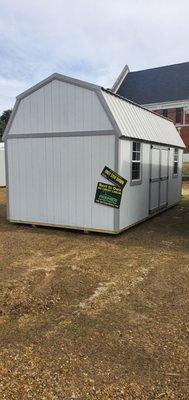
[112,62,189,162]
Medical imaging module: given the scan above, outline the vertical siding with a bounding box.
[9,81,112,134]
[7,136,115,232]
[118,141,183,231]
[168,148,183,205]
[118,140,151,230]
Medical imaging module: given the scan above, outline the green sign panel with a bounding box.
[101,166,127,189]
[95,182,122,209]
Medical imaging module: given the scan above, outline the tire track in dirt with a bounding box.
[78,251,175,315]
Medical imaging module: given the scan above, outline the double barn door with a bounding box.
[149,145,169,213]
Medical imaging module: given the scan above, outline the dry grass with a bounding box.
[182,163,189,180]
[0,187,189,399]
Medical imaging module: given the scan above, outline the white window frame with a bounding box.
[173,148,179,176]
[131,141,142,185]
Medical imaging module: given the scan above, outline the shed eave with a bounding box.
[119,135,185,149]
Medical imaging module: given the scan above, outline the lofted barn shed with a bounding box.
[3,73,185,234]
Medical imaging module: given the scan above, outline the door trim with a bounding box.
[149,146,169,214]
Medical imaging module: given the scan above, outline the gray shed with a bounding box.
[3,73,185,234]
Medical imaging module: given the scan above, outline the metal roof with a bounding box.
[116,62,189,104]
[3,71,185,148]
[102,89,185,148]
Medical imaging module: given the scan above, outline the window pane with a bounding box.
[132,170,140,180]
[174,148,178,162]
[176,108,182,123]
[132,142,141,181]
[133,142,137,151]
[163,109,168,118]
[174,162,178,174]
[132,162,140,180]
[133,142,141,151]
[132,151,140,161]
[136,142,141,151]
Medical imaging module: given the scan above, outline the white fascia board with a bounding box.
[111,65,130,93]
[144,99,189,110]
[2,98,20,141]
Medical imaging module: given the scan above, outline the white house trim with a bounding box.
[111,65,130,93]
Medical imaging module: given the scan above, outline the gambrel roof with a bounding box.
[3,73,185,148]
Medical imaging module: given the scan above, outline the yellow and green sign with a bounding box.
[95,182,122,209]
[101,166,127,189]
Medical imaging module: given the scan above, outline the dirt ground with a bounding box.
[182,163,189,180]
[0,185,189,400]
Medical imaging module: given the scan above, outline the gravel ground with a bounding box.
[0,187,189,400]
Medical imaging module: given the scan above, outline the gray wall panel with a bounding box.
[7,136,115,231]
[9,80,112,135]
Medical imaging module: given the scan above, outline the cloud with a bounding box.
[0,0,189,112]
[0,77,30,114]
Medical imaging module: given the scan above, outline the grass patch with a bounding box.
[183,162,189,181]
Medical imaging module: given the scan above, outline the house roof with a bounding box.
[116,62,189,105]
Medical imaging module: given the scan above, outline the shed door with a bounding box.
[159,148,169,208]
[149,146,169,213]
[149,147,160,212]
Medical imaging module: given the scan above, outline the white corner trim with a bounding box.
[111,65,130,93]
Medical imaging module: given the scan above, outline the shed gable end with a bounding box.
[8,79,113,135]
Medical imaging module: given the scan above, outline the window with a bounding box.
[131,142,141,181]
[176,108,182,124]
[173,148,179,175]
[163,109,168,118]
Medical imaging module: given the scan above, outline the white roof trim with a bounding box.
[144,99,189,110]
[17,73,101,101]
[111,65,130,93]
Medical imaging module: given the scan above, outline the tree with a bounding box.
[0,109,12,140]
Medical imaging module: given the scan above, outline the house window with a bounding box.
[131,142,141,181]
[176,108,182,124]
[173,148,179,175]
[163,109,168,118]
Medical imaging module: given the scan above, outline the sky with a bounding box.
[0,0,189,113]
